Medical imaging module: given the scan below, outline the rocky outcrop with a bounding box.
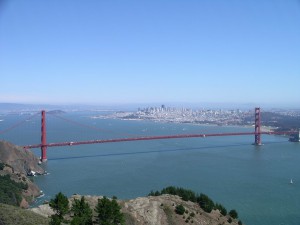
[31,194,242,225]
[122,195,241,225]
[0,141,44,174]
[0,140,44,207]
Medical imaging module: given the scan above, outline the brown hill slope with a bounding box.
[32,194,243,225]
[0,203,50,225]
[0,141,43,174]
[0,141,44,207]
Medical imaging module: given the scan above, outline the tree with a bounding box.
[215,203,227,216]
[49,192,69,224]
[229,209,238,219]
[198,193,214,213]
[96,196,125,225]
[70,196,93,225]
[0,174,27,206]
[49,215,62,225]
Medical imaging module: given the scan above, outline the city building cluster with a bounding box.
[99,105,254,126]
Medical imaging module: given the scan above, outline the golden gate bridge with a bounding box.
[0,108,298,162]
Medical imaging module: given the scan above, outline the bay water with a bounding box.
[0,111,299,225]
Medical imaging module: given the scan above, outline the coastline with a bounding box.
[91,114,276,133]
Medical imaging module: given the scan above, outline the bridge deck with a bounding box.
[23,131,296,149]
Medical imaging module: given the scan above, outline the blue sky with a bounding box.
[0,0,299,107]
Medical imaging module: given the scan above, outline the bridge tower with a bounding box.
[41,110,47,162]
[289,128,300,142]
[254,107,262,145]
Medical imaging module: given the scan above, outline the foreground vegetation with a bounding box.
[0,186,244,225]
[0,173,28,206]
[0,203,50,225]
[49,192,125,225]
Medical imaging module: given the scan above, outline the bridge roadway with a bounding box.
[23,131,296,149]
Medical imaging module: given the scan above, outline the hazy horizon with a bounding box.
[0,102,299,112]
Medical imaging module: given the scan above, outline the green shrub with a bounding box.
[149,190,161,196]
[198,193,214,213]
[0,174,28,206]
[0,162,5,170]
[148,187,241,222]
[161,186,197,202]
[229,209,238,219]
[149,186,198,202]
[175,204,185,215]
[215,203,227,216]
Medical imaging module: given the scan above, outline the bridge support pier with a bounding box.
[254,107,262,145]
[41,110,47,162]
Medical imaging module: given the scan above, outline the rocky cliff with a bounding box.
[0,141,44,174]
[0,140,45,207]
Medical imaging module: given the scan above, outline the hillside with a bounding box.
[0,141,44,207]
[0,141,44,174]
[31,194,243,225]
[0,203,49,225]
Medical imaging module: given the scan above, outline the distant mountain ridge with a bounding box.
[0,103,52,112]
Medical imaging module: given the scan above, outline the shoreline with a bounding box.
[91,115,276,132]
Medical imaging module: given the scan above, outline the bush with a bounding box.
[175,204,185,215]
[161,186,197,202]
[198,193,214,213]
[0,162,5,170]
[238,220,243,225]
[215,203,227,216]
[148,190,160,196]
[148,187,240,221]
[228,217,232,223]
[229,209,238,219]
[149,186,198,202]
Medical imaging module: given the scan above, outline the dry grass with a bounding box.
[0,203,50,225]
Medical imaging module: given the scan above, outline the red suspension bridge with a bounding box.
[1,108,299,162]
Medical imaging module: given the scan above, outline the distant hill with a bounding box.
[242,111,300,130]
[0,103,54,113]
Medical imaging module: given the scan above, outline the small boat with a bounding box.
[290,179,293,184]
